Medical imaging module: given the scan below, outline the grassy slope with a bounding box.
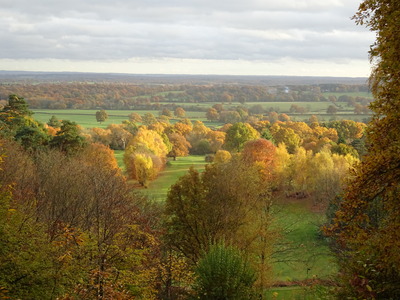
[272,203,337,282]
[138,155,208,201]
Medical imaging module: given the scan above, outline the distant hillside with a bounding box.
[0,71,368,86]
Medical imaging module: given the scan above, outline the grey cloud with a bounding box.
[0,0,373,63]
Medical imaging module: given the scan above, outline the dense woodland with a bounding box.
[1,0,400,299]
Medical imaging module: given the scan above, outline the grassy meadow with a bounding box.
[272,203,337,282]
[141,155,208,201]
[32,109,209,128]
[32,99,371,129]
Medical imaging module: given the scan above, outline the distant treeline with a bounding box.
[0,82,371,110]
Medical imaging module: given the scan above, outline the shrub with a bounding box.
[193,242,257,300]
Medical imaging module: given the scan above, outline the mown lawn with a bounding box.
[32,109,208,128]
[33,109,131,128]
[113,150,125,172]
[113,153,208,201]
[271,203,337,282]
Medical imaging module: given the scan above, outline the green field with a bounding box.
[32,109,208,128]
[142,155,208,201]
[272,203,337,282]
[264,285,335,300]
[33,103,370,130]
[322,91,373,98]
[114,150,125,172]
[33,109,131,128]
[114,153,207,201]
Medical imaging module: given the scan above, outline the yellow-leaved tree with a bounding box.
[124,128,168,186]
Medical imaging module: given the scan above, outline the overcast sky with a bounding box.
[0,0,374,76]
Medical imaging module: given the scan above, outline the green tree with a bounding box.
[50,120,86,155]
[95,109,108,124]
[2,94,32,117]
[331,143,359,158]
[194,242,257,300]
[47,115,62,127]
[272,127,301,154]
[0,94,34,137]
[224,122,259,152]
[14,125,50,152]
[326,105,338,114]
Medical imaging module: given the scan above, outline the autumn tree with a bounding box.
[213,150,232,164]
[95,109,108,124]
[174,107,186,118]
[160,108,173,118]
[128,112,142,123]
[165,157,272,270]
[124,128,168,184]
[172,121,192,137]
[87,127,112,146]
[0,141,162,299]
[271,126,301,154]
[107,123,133,150]
[167,133,191,160]
[142,112,158,126]
[186,121,211,154]
[206,130,226,153]
[325,1,400,298]
[206,107,220,121]
[324,120,365,143]
[242,138,276,179]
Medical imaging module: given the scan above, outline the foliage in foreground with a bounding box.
[325,0,400,298]
[193,243,257,300]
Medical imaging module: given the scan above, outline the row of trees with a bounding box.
[0,82,371,110]
[81,109,366,187]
